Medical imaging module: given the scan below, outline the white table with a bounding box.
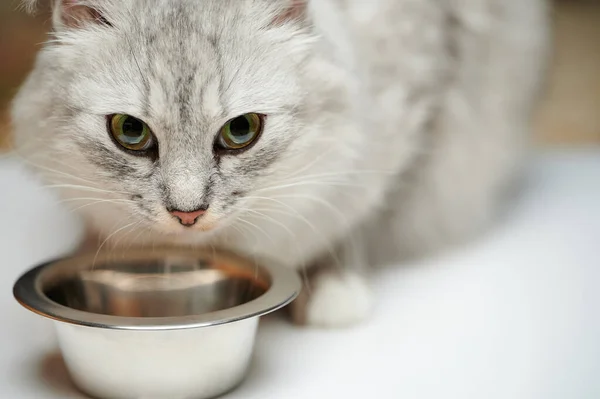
[1,150,599,399]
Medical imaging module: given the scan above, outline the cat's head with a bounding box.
[13,0,361,245]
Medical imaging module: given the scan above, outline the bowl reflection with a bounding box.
[44,257,269,318]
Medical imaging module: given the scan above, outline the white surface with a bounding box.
[1,150,599,399]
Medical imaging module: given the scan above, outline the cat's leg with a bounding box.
[290,234,373,328]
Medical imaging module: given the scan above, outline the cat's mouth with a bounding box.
[159,221,219,239]
[166,211,221,234]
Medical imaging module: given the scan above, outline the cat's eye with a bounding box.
[109,114,154,152]
[216,113,264,151]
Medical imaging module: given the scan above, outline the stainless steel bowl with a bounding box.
[13,248,301,399]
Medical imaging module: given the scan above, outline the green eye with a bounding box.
[109,114,154,151]
[218,113,264,151]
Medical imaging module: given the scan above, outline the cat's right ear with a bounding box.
[272,0,310,27]
[22,0,110,30]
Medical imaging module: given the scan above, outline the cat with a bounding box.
[13,0,550,327]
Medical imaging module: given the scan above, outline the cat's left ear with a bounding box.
[52,0,111,30]
[273,0,309,26]
[22,0,110,30]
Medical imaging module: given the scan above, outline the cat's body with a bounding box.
[13,0,549,326]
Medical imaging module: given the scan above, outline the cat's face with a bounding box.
[15,0,358,245]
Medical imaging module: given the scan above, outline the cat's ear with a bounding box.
[53,0,111,30]
[22,0,110,30]
[272,0,309,26]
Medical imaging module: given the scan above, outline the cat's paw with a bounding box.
[292,271,372,328]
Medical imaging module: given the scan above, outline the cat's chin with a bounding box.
[162,223,218,235]
[160,228,220,245]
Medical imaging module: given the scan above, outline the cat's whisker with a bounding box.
[235,207,296,240]
[58,197,135,205]
[238,206,299,220]
[230,218,312,295]
[241,195,342,269]
[66,198,136,214]
[230,221,265,283]
[234,206,311,293]
[274,169,396,184]
[269,193,354,229]
[12,148,127,190]
[110,221,144,255]
[92,220,139,269]
[275,146,338,181]
[42,184,134,196]
[257,167,398,196]
[126,224,150,251]
[12,154,109,188]
[236,217,276,246]
[225,223,262,282]
[228,224,248,244]
[267,193,364,277]
[68,201,115,213]
[255,180,365,193]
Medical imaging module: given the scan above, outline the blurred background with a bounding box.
[0,0,599,150]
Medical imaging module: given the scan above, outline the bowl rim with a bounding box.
[13,248,301,331]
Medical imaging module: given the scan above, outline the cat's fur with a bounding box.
[13,0,549,327]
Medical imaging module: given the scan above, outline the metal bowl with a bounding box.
[13,248,301,399]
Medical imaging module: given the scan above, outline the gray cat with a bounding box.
[13,0,549,327]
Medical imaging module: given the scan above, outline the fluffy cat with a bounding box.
[13,0,550,327]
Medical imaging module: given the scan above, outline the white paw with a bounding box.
[305,272,372,328]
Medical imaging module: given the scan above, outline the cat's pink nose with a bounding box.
[169,208,207,226]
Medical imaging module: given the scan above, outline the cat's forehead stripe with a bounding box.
[202,79,226,122]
